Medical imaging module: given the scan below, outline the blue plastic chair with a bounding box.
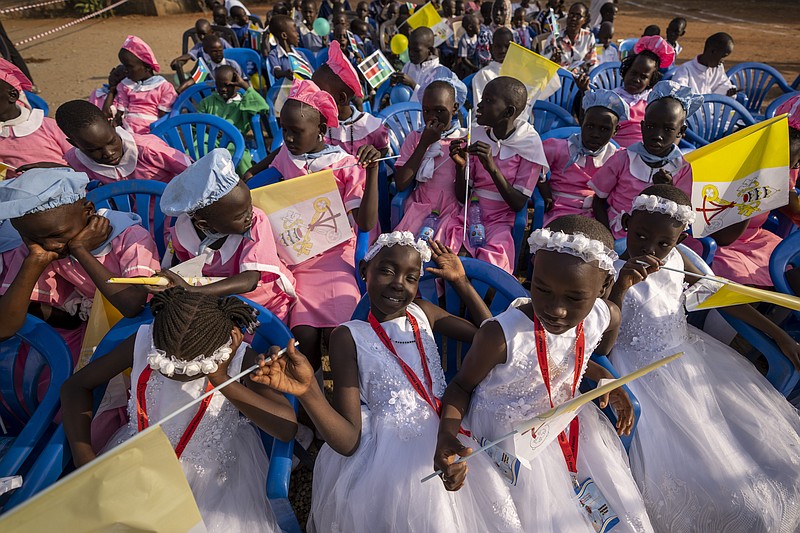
[684,95,756,147]
[23,91,49,116]
[545,69,581,115]
[530,100,578,133]
[378,102,424,158]
[315,48,329,69]
[82,299,302,532]
[726,62,793,120]
[770,230,800,325]
[792,74,800,91]
[223,48,266,96]
[0,316,73,508]
[618,37,638,60]
[151,113,246,167]
[589,61,622,90]
[265,82,287,150]
[86,179,171,258]
[765,91,800,119]
[170,82,216,116]
[540,125,580,141]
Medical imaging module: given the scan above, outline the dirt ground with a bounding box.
[4,0,800,110]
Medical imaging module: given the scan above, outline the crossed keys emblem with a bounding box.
[279,197,344,257]
[696,178,778,231]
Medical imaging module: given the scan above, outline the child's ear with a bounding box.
[230,326,244,348]
[677,123,687,139]
[319,122,328,137]
[358,259,368,281]
[621,212,630,231]
[338,91,350,107]
[7,87,18,103]
[600,272,614,296]
[505,104,518,119]
[192,215,212,232]
[613,120,620,135]
[677,231,688,245]
[83,201,96,216]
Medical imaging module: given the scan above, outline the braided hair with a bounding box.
[150,288,259,361]
[619,50,663,90]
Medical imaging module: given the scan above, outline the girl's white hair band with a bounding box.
[631,193,696,229]
[528,229,618,274]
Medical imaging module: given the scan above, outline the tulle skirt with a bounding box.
[308,407,523,533]
[611,327,800,533]
[467,402,654,532]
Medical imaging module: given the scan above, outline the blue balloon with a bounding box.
[390,84,413,104]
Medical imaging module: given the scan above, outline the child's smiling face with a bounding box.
[361,244,422,321]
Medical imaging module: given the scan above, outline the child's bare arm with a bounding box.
[594,298,622,355]
[154,269,261,297]
[418,241,492,342]
[583,358,635,436]
[61,333,136,467]
[592,195,611,229]
[468,142,528,211]
[450,138,469,202]
[252,333,364,455]
[210,347,298,442]
[718,304,800,371]
[353,146,382,232]
[0,242,57,340]
[435,321,507,491]
[537,180,554,211]
[67,216,148,317]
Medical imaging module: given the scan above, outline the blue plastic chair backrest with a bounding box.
[726,62,793,117]
[545,69,581,114]
[223,48,265,94]
[530,100,578,133]
[247,167,283,189]
[540,126,581,140]
[86,180,171,258]
[463,72,476,107]
[352,257,528,379]
[378,102,424,157]
[684,95,756,147]
[0,316,72,478]
[765,91,800,119]
[618,37,638,60]
[793,74,800,91]
[24,91,49,116]
[588,61,622,90]
[770,230,800,300]
[151,113,246,166]
[315,47,329,68]
[171,83,216,116]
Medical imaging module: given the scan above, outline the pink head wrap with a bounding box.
[288,79,340,128]
[775,95,800,131]
[121,35,160,73]
[326,41,363,98]
[0,58,32,93]
[633,35,675,68]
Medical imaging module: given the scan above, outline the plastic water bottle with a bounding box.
[468,197,486,248]
[418,210,440,242]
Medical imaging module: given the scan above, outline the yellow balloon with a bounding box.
[390,34,409,56]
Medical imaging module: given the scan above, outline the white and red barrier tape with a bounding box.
[0,0,67,15]
[13,0,130,47]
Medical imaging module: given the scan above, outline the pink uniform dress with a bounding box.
[0,105,71,178]
[89,86,118,116]
[0,210,160,361]
[64,127,191,185]
[116,76,177,134]
[165,207,297,321]
[542,137,617,225]
[612,88,650,148]
[393,127,467,243]
[465,119,547,273]
[326,107,390,156]
[589,147,692,239]
[270,144,366,328]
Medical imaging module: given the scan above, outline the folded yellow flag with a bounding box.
[499,43,562,101]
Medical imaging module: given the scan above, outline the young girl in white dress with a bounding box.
[436,215,654,533]
[253,233,523,532]
[608,184,800,533]
[61,289,298,532]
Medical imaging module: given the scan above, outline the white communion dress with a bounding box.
[308,303,523,533]
[610,248,800,532]
[105,325,280,533]
[466,298,655,532]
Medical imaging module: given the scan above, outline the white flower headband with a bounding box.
[147,338,233,378]
[528,229,618,274]
[364,231,432,274]
[631,194,696,229]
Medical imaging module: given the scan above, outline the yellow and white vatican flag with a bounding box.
[499,43,562,102]
[0,426,206,532]
[686,115,791,237]
[251,170,352,265]
[405,2,452,46]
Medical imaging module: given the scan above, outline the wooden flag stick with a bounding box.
[462,109,472,241]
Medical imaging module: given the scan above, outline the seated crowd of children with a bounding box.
[2,0,800,531]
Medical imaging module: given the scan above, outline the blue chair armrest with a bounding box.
[355,230,371,294]
[695,236,717,265]
[5,425,71,509]
[532,186,545,231]
[390,184,413,229]
[585,354,640,452]
[251,113,268,162]
[266,395,301,533]
[719,312,800,397]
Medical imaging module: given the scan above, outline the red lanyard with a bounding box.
[533,314,585,474]
[367,311,471,436]
[136,366,214,459]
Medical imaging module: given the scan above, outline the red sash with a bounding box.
[533,314,585,474]
[136,366,214,458]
